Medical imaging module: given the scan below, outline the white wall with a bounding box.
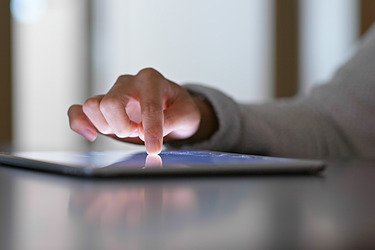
[12,0,88,151]
[12,0,360,151]
[12,0,274,151]
[92,0,274,102]
[299,0,359,92]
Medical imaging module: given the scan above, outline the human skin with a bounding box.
[67,68,218,154]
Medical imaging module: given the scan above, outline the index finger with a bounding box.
[139,83,164,155]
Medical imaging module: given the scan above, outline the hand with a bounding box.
[67,68,217,154]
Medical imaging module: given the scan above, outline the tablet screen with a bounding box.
[0,150,325,176]
[14,150,279,169]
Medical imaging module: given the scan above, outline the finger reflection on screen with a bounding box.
[144,154,163,168]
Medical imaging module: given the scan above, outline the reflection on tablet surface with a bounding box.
[144,154,163,168]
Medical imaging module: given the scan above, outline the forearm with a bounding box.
[234,99,354,158]
[169,85,356,159]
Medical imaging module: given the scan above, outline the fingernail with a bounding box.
[128,129,139,137]
[83,129,97,142]
[116,132,130,138]
[139,131,145,141]
[145,138,162,155]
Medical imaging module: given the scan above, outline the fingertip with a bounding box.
[145,137,162,155]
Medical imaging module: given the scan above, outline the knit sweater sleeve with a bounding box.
[167,25,375,159]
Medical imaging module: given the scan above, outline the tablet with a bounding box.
[0,150,325,177]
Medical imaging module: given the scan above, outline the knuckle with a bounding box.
[137,67,161,80]
[83,97,100,112]
[116,74,132,83]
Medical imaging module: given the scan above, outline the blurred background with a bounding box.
[0,0,374,152]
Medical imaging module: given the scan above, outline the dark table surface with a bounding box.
[0,159,374,250]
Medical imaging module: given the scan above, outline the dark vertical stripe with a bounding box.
[360,0,375,36]
[0,0,12,148]
[274,0,300,98]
